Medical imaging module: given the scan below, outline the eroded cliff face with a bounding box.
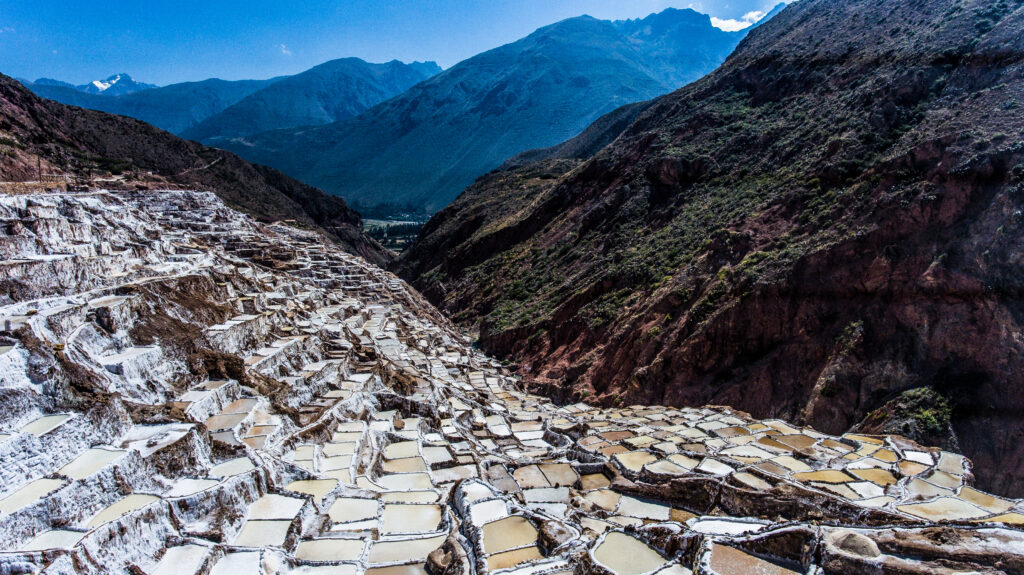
[4,190,1024,574]
[398,0,1024,496]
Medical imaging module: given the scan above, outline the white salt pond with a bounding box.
[248,494,305,520]
[234,519,292,547]
[151,544,210,575]
[328,497,379,523]
[209,552,262,575]
[380,503,442,534]
[121,423,193,457]
[295,538,367,561]
[688,518,767,536]
[162,478,221,498]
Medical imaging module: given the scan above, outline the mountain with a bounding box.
[25,77,279,134]
[32,77,76,89]
[183,58,440,143]
[78,73,158,95]
[407,61,444,78]
[0,73,388,265]
[218,8,768,212]
[396,0,1024,497]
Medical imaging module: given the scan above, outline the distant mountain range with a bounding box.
[18,7,780,214]
[24,77,279,135]
[219,7,782,211]
[21,59,441,137]
[34,73,158,95]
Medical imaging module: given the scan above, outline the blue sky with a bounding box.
[0,0,793,86]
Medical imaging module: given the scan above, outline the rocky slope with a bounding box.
[220,9,765,212]
[2,188,1023,574]
[182,58,441,143]
[397,0,1024,497]
[0,73,389,266]
[26,77,278,135]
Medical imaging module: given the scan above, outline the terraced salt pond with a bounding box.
[1,190,1023,574]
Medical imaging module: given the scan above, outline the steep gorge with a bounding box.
[398,0,1024,496]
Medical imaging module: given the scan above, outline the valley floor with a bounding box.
[0,189,1022,574]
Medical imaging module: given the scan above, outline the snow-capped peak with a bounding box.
[80,73,157,95]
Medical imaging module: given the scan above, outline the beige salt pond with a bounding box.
[0,478,66,514]
[208,552,262,575]
[368,534,447,564]
[164,478,221,498]
[470,499,509,526]
[381,490,439,504]
[376,472,434,491]
[485,546,545,572]
[86,493,160,527]
[57,447,125,479]
[151,544,210,575]
[19,414,72,436]
[209,457,255,478]
[385,441,420,459]
[613,451,658,473]
[592,531,667,575]
[481,515,538,554]
[897,497,990,521]
[18,529,86,551]
[616,495,671,520]
[285,479,339,501]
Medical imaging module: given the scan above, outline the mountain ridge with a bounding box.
[182,58,439,142]
[24,77,281,135]
[0,73,390,266]
[218,8,767,212]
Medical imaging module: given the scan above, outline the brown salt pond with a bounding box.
[708,543,801,575]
